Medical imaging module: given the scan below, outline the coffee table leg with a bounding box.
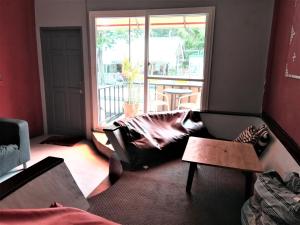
[244,172,253,199]
[186,162,197,193]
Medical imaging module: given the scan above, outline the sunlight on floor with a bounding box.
[0,136,109,197]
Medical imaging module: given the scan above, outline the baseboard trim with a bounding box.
[262,112,300,166]
[201,110,261,118]
[200,110,300,166]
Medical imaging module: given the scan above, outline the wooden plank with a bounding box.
[0,158,89,210]
[182,137,263,173]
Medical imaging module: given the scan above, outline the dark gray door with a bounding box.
[41,28,85,136]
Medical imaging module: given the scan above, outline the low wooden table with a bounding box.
[182,137,263,197]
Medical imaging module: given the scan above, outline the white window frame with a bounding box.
[89,7,215,131]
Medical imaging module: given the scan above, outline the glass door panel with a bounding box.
[148,79,203,112]
[95,17,145,125]
[147,14,207,112]
[148,14,206,80]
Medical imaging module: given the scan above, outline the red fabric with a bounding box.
[0,207,120,225]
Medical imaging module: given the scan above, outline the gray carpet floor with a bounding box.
[88,160,245,225]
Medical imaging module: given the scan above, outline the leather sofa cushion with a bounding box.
[114,110,210,152]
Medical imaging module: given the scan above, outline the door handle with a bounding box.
[79,90,83,94]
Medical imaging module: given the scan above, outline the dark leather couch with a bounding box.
[104,110,211,170]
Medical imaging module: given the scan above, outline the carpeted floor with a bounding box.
[88,159,246,225]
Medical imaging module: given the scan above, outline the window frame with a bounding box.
[89,7,215,131]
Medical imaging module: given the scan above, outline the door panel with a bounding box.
[50,35,65,50]
[66,33,81,50]
[51,53,66,88]
[95,16,145,126]
[147,14,207,111]
[93,12,209,127]
[67,53,82,88]
[68,90,84,131]
[41,28,85,136]
[53,91,68,129]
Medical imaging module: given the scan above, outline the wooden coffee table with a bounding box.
[182,137,263,197]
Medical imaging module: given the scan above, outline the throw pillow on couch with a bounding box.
[234,125,270,156]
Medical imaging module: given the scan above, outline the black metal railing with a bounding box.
[98,83,126,123]
[98,82,202,124]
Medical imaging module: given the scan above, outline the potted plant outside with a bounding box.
[122,58,140,117]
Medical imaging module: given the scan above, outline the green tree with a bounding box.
[96,28,144,85]
[96,29,128,85]
[150,27,205,68]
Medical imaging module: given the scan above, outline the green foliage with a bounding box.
[150,27,205,51]
[96,29,144,49]
[122,58,140,103]
[150,27,205,69]
[96,29,128,48]
[122,58,139,84]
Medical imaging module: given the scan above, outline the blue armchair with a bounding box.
[0,118,31,176]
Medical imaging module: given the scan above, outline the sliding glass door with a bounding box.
[147,13,207,112]
[94,16,145,125]
[89,8,214,129]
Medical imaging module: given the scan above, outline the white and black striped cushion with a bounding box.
[254,125,270,155]
[234,125,258,144]
[234,125,270,156]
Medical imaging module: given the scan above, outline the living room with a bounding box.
[0,0,300,224]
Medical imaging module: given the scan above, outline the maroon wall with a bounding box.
[264,0,300,146]
[0,0,43,137]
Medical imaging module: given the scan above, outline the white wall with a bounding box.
[34,0,299,177]
[261,137,300,178]
[35,0,92,138]
[34,0,275,138]
[201,113,300,177]
[87,0,275,114]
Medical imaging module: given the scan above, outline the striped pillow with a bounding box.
[234,125,258,145]
[254,125,270,156]
[234,125,270,156]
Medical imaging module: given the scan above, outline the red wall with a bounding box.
[0,0,43,137]
[264,0,300,146]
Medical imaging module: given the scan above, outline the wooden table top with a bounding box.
[182,137,263,173]
[163,88,192,95]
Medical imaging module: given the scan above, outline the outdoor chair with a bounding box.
[177,92,201,110]
[151,92,170,112]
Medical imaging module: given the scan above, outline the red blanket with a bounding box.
[0,207,120,225]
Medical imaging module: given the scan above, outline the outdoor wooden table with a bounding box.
[163,88,192,110]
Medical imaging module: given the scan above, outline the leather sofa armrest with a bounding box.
[103,124,120,132]
[103,124,131,165]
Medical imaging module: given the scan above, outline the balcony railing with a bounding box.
[98,84,126,124]
[98,82,202,125]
